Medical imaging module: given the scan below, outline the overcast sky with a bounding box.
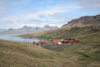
[0,0,100,29]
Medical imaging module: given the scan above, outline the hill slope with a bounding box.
[0,39,100,67]
[61,14,100,29]
[19,26,100,42]
[17,14,100,67]
[0,39,79,67]
[19,14,100,40]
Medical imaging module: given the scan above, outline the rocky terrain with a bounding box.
[61,14,100,29]
[19,14,100,39]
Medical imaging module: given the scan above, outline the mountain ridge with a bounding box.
[0,29,7,32]
[0,25,59,34]
[18,14,100,39]
[61,14,100,29]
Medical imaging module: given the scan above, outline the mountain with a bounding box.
[21,25,33,29]
[19,14,100,39]
[0,25,59,34]
[0,29,7,32]
[61,14,100,29]
[43,25,58,29]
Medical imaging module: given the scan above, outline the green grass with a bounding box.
[14,26,100,67]
[1,39,99,67]
[19,26,100,39]
[41,43,100,67]
[0,39,80,67]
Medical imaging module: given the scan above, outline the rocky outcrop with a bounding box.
[61,14,100,29]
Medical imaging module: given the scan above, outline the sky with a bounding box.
[0,0,100,29]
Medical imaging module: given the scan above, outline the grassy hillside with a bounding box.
[0,40,100,67]
[19,26,100,41]
[0,39,80,67]
[41,43,100,67]
[1,25,100,67]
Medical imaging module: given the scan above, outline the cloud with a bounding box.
[41,0,54,4]
[0,0,81,28]
[47,0,54,3]
[16,19,45,27]
[78,0,100,10]
[20,19,43,24]
[38,13,76,22]
[0,15,19,22]
[1,0,99,29]
[16,18,61,27]
[0,0,7,16]
[6,0,32,6]
[49,13,70,20]
[18,15,75,27]
[4,20,14,23]
[0,0,32,17]
[25,3,80,18]
[42,3,80,14]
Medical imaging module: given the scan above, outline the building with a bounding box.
[62,38,79,43]
[51,39,59,45]
[38,41,48,45]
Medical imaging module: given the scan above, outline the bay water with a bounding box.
[0,34,50,43]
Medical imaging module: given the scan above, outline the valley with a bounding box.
[0,14,100,67]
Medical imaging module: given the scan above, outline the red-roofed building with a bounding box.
[51,39,59,44]
[62,38,79,43]
[38,41,48,45]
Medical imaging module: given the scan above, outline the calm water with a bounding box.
[0,34,50,43]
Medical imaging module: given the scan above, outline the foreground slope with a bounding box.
[0,39,79,67]
[41,43,100,67]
